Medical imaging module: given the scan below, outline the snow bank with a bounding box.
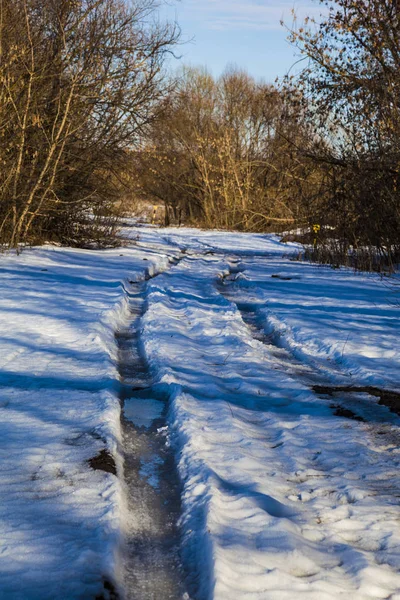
[139,230,400,600]
[0,244,169,599]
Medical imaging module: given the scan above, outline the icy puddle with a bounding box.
[116,278,186,600]
[124,394,164,429]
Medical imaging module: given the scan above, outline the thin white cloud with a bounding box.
[182,0,322,32]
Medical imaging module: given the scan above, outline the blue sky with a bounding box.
[161,0,324,83]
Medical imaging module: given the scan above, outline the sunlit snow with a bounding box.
[0,223,399,599]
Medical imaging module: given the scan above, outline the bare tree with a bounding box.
[0,0,178,248]
[136,66,314,231]
[285,0,400,267]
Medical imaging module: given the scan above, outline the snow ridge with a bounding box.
[0,245,169,599]
[140,241,400,600]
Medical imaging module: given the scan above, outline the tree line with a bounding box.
[134,66,318,232]
[0,0,177,248]
[1,0,399,269]
[134,0,400,269]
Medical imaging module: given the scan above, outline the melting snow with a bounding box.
[124,397,164,428]
[0,223,399,599]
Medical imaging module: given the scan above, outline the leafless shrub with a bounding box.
[284,0,400,270]
[0,0,178,249]
[134,65,318,231]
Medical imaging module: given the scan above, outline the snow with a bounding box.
[0,224,399,599]
[0,244,169,599]
[233,255,400,389]
[135,227,400,600]
[124,397,164,428]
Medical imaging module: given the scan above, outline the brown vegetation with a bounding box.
[1,0,399,269]
[285,0,400,268]
[133,0,400,270]
[0,0,178,249]
[134,66,321,232]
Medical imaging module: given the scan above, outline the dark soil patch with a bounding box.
[331,404,365,422]
[271,274,293,280]
[88,449,117,475]
[95,579,119,600]
[313,385,400,416]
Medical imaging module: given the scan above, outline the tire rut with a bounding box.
[217,260,400,428]
[116,257,188,600]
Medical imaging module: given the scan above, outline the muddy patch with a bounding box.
[271,274,293,281]
[95,579,119,600]
[313,385,400,416]
[330,404,365,422]
[88,449,117,475]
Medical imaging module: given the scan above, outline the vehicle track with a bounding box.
[217,260,400,428]
[116,257,188,600]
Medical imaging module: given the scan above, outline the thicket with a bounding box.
[285,0,400,268]
[134,0,400,269]
[0,0,177,249]
[1,0,399,269]
[134,66,321,231]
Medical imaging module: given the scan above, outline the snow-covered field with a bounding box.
[0,243,170,599]
[0,224,399,599]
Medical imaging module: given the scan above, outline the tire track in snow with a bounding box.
[137,246,400,599]
[116,256,188,600]
[217,259,400,428]
[217,261,319,379]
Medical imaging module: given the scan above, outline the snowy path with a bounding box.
[134,227,400,600]
[116,267,186,599]
[0,225,399,599]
